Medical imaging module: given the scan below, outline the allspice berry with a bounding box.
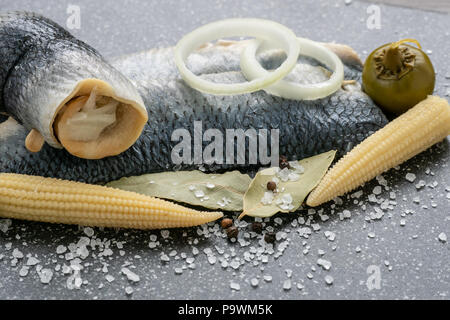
[267,181,276,191]
[221,218,233,230]
[226,226,239,239]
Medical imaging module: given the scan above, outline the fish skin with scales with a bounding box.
[0,12,388,184]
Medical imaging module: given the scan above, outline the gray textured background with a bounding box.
[0,0,449,300]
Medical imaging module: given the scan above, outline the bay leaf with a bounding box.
[241,150,336,218]
[107,170,251,211]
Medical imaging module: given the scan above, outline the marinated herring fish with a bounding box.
[0,12,148,159]
[0,12,388,184]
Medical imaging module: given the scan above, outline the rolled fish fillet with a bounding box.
[0,12,148,159]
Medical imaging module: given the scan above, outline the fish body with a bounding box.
[0,14,388,184]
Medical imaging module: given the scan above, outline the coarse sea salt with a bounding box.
[230,282,240,291]
[438,232,447,243]
[405,173,416,182]
[121,267,140,282]
[324,275,334,285]
[260,191,274,205]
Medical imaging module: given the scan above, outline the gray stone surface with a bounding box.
[0,0,448,300]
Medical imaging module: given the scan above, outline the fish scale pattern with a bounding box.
[0,16,388,184]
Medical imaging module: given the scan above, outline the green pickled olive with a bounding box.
[362,39,435,115]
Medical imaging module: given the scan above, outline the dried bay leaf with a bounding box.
[107,170,251,211]
[241,150,336,218]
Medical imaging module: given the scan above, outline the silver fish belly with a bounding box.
[0,20,388,184]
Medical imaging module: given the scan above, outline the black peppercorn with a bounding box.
[264,232,276,243]
[226,226,239,239]
[251,222,263,233]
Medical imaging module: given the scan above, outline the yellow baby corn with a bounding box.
[0,173,223,229]
[307,95,450,207]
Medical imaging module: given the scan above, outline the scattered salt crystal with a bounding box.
[288,172,300,182]
[206,183,215,189]
[250,278,259,287]
[194,190,205,198]
[297,283,304,290]
[415,180,426,189]
[355,246,361,253]
[285,269,293,278]
[230,282,240,291]
[161,230,170,239]
[121,267,140,282]
[400,219,406,226]
[105,275,115,283]
[83,227,94,237]
[289,161,304,172]
[148,241,158,249]
[405,173,416,182]
[263,275,272,282]
[217,197,232,207]
[283,280,292,290]
[372,186,382,195]
[278,193,294,211]
[174,268,183,275]
[160,254,170,262]
[230,260,240,269]
[26,257,40,266]
[277,168,291,182]
[0,219,12,233]
[438,232,447,243]
[56,245,67,254]
[317,258,332,271]
[260,191,274,205]
[188,185,196,191]
[12,248,24,259]
[351,190,363,199]
[169,250,177,257]
[125,286,134,295]
[19,266,29,277]
[207,256,217,265]
[324,231,336,241]
[368,232,376,238]
[186,257,195,264]
[325,275,334,285]
[39,269,53,284]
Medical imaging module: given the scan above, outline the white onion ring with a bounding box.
[240,37,344,100]
[174,19,300,95]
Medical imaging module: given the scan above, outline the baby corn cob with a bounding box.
[307,95,450,207]
[0,173,223,229]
